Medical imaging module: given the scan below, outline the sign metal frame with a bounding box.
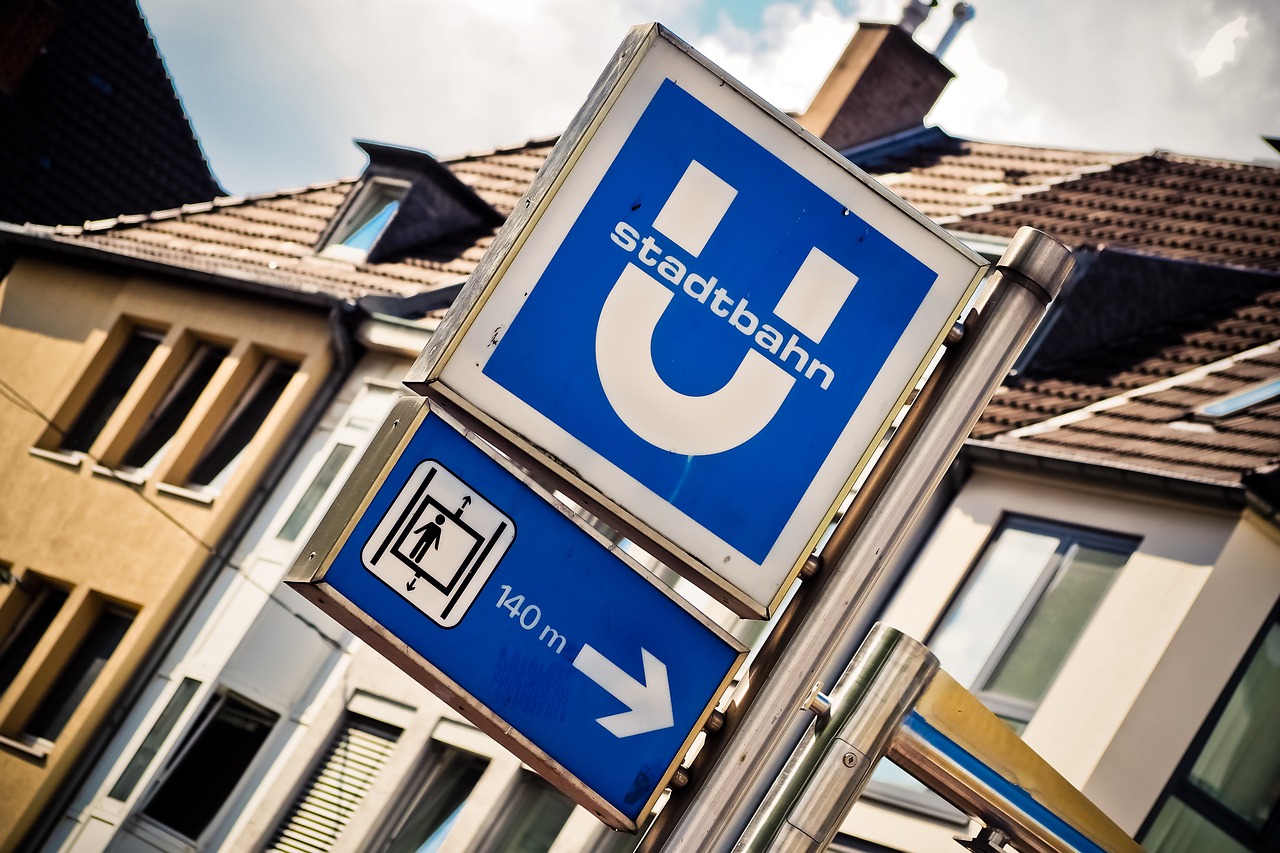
[406,23,986,619]
[286,397,746,830]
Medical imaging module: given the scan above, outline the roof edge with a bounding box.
[962,437,1247,509]
[19,179,353,235]
[0,221,348,311]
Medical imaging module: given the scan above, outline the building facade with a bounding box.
[0,240,339,847]
[4,6,1278,853]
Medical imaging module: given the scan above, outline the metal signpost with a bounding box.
[286,398,745,831]
[650,228,1081,853]
[735,624,1145,853]
[405,23,986,619]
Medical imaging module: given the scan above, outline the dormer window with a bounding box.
[315,140,504,267]
[321,178,409,263]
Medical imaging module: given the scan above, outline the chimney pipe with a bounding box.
[898,0,937,35]
[934,2,975,59]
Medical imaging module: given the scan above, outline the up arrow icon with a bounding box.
[574,645,674,738]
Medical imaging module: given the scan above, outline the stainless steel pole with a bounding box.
[738,624,939,853]
[651,228,1075,853]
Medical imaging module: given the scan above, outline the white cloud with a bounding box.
[694,1,866,113]
[141,0,1280,196]
[1192,12,1249,77]
[143,0,693,193]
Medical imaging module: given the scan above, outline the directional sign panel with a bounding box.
[410,24,985,618]
[287,398,745,830]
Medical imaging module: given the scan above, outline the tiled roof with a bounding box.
[11,131,1137,308]
[0,0,222,225]
[956,150,1280,492]
[972,247,1280,488]
[849,128,1135,220]
[953,152,1280,273]
[9,111,1278,493]
[12,139,558,304]
[981,335,1280,488]
[446,141,560,217]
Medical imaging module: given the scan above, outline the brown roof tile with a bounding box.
[0,0,222,224]
[855,131,1134,220]
[987,341,1280,486]
[10,140,554,306]
[10,113,1278,491]
[954,153,1280,272]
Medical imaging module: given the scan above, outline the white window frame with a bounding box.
[865,514,1136,819]
[321,178,410,263]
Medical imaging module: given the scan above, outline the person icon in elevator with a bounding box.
[411,514,446,562]
[406,513,447,592]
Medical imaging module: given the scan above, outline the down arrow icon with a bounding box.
[573,645,674,738]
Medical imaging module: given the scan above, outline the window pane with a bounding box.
[142,694,278,841]
[188,357,296,491]
[982,543,1126,705]
[472,772,574,853]
[1145,796,1252,853]
[384,743,488,853]
[1201,378,1280,418]
[1188,623,1280,829]
[0,580,67,694]
[24,605,134,741]
[278,443,355,542]
[342,198,400,252]
[61,330,161,452]
[929,527,1061,688]
[121,341,228,473]
[109,677,201,801]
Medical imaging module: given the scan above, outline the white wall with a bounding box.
[842,462,1280,852]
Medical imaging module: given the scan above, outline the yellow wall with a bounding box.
[0,255,335,850]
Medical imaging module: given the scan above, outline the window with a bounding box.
[58,328,162,454]
[322,179,408,262]
[42,324,300,497]
[0,572,68,694]
[867,516,1135,816]
[471,771,574,853]
[185,355,296,493]
[1142,610,1280,852]
[140,691,279,842]
[22,601,134,743]
[277,443,355,542]
[267,712,402,853]
[378,740,488,853]
[1198,378,1280,420]
[109,677,202,802]
[119,339,228,476]
[927,517,1134,732]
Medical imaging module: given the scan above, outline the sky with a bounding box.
[138,0,1279,198]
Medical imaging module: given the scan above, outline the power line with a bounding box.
[0,374,346,652]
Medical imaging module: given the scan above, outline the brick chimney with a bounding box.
[797,20,954,152]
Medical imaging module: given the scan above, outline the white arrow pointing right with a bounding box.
[573,645,674,738]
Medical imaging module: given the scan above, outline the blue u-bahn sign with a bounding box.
[410,24,985,618]
[287,399,745,830]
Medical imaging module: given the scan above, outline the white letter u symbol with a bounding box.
[594,160,859,456]
[596,263,795,456]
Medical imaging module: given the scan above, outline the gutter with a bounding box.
[962,438,1249,509]
[1245,490,1280,528]
[0,222,340,311]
